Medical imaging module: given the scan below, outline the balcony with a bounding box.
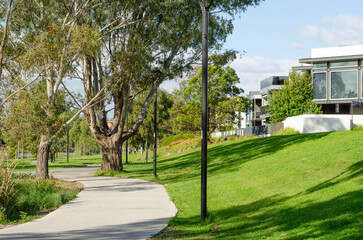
[252,111,261,120]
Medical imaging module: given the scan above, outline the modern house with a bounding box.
[293,45,363,114]
[247,91,262,127]
[247,76,287,126]
[259,76,288,123]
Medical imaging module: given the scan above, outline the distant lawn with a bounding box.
[15,153,141,171]
[97,130,363,240]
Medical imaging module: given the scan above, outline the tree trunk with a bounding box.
[36,135,50,179]
[17,140,19,160]
[21,138,24,159]
[145,140,148,164]
[101,142,122,171]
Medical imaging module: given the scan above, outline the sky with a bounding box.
[65,0,363,96]
[162,0,363,94]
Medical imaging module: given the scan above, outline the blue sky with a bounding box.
[66,1,363,96]
[219,0,363,94]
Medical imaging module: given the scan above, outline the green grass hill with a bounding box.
[98,130,363,239]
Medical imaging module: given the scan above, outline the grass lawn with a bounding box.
[97,130,363,239]
[15,153,141,171]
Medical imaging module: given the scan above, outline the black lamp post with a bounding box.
[200,0,213,220]
[153,79,158,177]
[66,124,69,163]
[125,109,128,164]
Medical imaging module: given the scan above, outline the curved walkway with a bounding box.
[0,166,177,240]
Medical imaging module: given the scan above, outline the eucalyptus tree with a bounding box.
[171,52,248,135]
[0,0,14,84]
[8,0,102,178]
[128,89,173,163]
[76,0,263,171]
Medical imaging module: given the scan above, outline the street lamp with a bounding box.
[153,79,158,177]
[200,0,213,220]
[125,109,128,164]
[67,124,69,163]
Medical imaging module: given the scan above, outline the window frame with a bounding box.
[330,60,358,68]
[330,69,358,100]
[312,71,327,100]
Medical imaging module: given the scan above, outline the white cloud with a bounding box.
[162,55,298,95]
[291,42,305,50]
[229,55,298,94]
[300,14,363,45]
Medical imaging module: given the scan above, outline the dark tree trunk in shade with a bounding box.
[101,142,122,171]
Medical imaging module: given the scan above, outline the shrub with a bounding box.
[274,127,300,136]
[352,124,363,131]
[161,133,195,147]
[0,159,22,221]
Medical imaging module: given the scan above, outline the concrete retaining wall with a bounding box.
[283,114,363,133]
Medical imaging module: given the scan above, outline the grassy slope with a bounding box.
[98,130,363,240]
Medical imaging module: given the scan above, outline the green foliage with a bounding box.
[3,80,70,157]
[171,53,248,135]
[69,116,100,156]
[161,134,195,147]
[2,174,81,223]
[352,124,363,131]
[267,71,322,123]
[273,127,300,136]
[0,159,22,221]
[0,207,6,223]
[128,90,174,151]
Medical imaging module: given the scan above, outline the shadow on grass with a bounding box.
[165,189,362,239]
[304,160,363,194]
[143,132,331,183]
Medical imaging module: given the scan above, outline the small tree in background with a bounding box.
[267,71,322,123]
[129,89,173,163]
[171,52,248,135]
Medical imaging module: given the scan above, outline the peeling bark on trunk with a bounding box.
[101,142,122,171]
[36,135,50,179]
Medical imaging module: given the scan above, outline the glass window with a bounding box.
[313,72,326,99]
[260,76,286,90]
[330,60,357,68]
[331,71,357,99]
[313,62,327,68]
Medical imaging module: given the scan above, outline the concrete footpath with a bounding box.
[0,166,177,240]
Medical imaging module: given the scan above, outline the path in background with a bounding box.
[0,166,177,240]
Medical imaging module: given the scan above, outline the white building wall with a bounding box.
[312,44,363,58]
[283,114,363,133]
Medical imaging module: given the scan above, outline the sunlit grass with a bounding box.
[15,152,143,171]
[97,130,363,239]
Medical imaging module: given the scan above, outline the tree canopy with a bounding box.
[171,53,248,135]
[0,0,265,176]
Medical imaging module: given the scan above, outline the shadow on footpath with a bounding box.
[0,217,171,240]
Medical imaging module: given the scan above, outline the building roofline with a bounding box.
[299,54,363,64]
[292,65,313,71]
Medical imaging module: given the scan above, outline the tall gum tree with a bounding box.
[13,0,101,179]
[76,0,264,171]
